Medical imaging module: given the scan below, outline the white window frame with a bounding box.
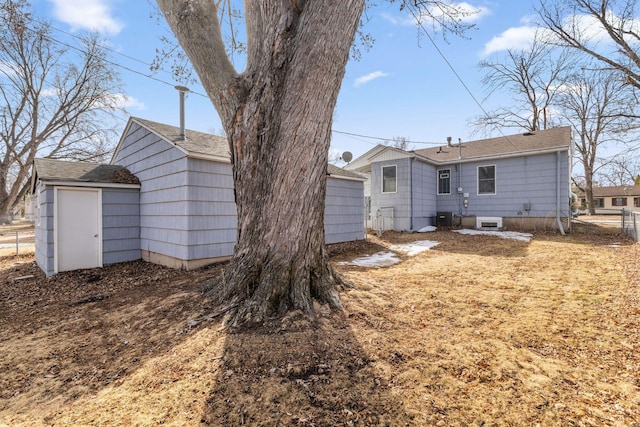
[477,164,496,195]
[437,169,451,195]
[381,165,397,194]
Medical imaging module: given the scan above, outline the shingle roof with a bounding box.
[132,117,230,159]
[327,163,366,180]
[34,158,140,185]
[131,117,360,180]
[576,185,640,197]
[413,126,571,163]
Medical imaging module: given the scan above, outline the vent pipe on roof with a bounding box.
[175,85,189,141]
[447,136,452,147]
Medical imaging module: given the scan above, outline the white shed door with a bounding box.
[56,188,102,272]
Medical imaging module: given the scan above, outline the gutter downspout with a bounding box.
[409,158,413,231]
[556,150,566,235]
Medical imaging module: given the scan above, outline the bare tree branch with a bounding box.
[0,0,123,220]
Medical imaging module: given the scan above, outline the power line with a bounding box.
[404,3,520,150]
[332,129,443,146]
[27,21,210,99]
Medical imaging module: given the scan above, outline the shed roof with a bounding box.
[132,117,230,160]
[414,126,572,163]
[128,117,362,181]
[33,158,140,188]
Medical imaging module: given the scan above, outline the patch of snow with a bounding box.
[453,229,533,242]
[338,251,401,267]
[338,240,440,267]
[417,225,437,233]
[390,240,440,256]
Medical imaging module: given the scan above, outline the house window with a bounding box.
[382,165,397,193]
[478,165,496,195]
[612,197,627,207]
[437,169,451,195]
[635,197,640,208]
[593,198,605,208]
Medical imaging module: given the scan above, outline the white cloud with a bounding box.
[483,9,640,57]
[354,71,390,87]
[0,61,17,78]
[481,25,539,56]
[564,11,640,45]
[47,0,124,35]
[113,94,146,110]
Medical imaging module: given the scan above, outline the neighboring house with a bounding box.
[32,117,365,276]
[345,127,572,232]
[576,185,640,214]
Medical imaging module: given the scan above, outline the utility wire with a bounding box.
[404,3,520,150]
[28,11,520,150]
[332,129,443,146]
[28,22,210,99]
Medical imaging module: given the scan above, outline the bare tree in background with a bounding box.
[155,0,475,328]
[0,0,123,222]
[384,136,411,151]
[538,0,640,92]
[557,67,639,213]
[596,153,640,186]
[473,34,575,134]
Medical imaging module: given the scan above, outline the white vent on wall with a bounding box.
[476,216,502,229]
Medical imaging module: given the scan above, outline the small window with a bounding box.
[478,165,496,195]
[437,169,451,195]
[612,197,627,207]
[634,197,640,208]
[593,198,605,208]
[382,165,397,193]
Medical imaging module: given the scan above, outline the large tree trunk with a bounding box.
[157,1,365,327]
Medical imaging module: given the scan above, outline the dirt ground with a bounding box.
[0,222,638,426]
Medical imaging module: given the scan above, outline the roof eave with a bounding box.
[424,145,571,165]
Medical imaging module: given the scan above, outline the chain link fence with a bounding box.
[0,227,36,256]
[622,209,640,242]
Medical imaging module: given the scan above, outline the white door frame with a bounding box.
[54,186,103,273]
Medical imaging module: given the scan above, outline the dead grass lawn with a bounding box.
[0,222,638,426]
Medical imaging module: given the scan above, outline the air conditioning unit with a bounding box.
[436,212,453,227]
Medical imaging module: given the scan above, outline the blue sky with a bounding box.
[30,0,544,161]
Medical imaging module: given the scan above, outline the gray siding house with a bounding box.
[32,117,365,276]
[346,127,572,232]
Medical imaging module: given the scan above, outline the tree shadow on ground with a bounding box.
[0,259,222,423]
[201,311,414,425]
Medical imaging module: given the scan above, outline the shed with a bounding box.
[112,117,365,269]
[32,117,366,276]
[32,159,141,276]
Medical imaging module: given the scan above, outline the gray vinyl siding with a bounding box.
[370,158,412,231]
[113,122,192,261]
[325,176,365,244]
[185,157,237,260]
[102,188,141,265]
[112,121,364,265]
[435,152,570,218]
[35,184,141,276]
[411,160,437,229]
[34,183,55,276]
[114,124,240,262]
